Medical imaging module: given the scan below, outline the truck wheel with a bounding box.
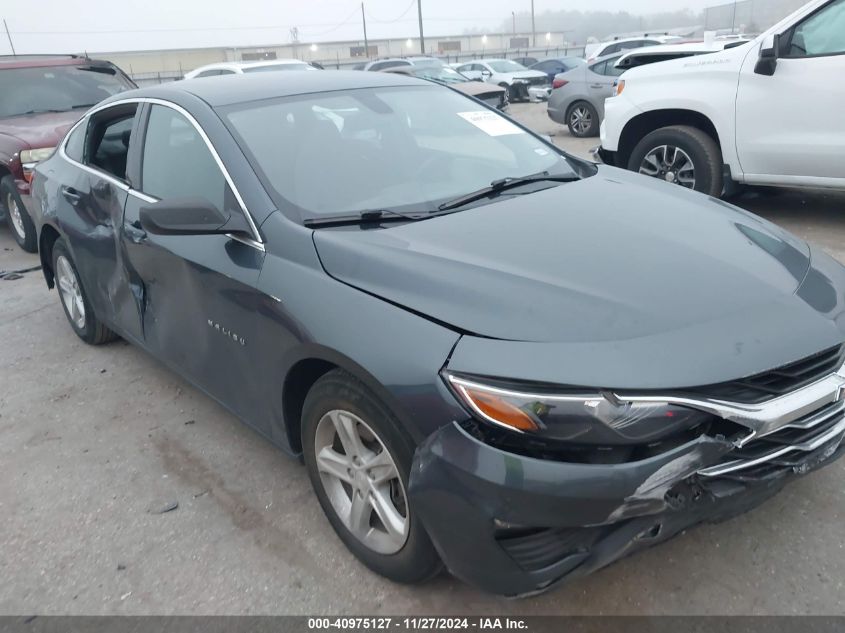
[302,369,442,584]
[1,175,37,253]
[627,125,723,197]
[566,101,599,137]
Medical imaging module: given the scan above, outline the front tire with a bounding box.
[566,101,599,138]
[1,175,37,253]
[302,369,442,584]
[627,125,723,197]
[52,237,118,345]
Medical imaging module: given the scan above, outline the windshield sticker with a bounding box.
[457,111,525,136]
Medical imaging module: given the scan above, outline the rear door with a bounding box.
[54,102,140,332]
[120,102,267,423]
[735,0,845,187]
[586,57,624,115]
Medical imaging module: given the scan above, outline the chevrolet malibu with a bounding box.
[32,72,845,597]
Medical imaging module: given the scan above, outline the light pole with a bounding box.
[511,12,516,35]
[361,3,369,58]
[531,0,536,47]
[417,0,425,54]
[3,20,15,56]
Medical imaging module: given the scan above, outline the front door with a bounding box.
[735,0,845,187]
[120,102,267,425]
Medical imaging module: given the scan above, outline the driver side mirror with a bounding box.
[754,33,780,76]
[139,197,250,236]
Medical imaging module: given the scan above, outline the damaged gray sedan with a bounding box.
[32,71,845,596]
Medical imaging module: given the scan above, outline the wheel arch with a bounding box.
[38,223,62,289]
[617,109,721,171]
[279,344,422,456]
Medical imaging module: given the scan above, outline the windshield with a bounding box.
[243,63,315,73]
[0,65,134,119]
[222,85,578,221]
[412,66,468,84]
[487,60,527,73]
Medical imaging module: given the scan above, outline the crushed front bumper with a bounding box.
[409,419,845,597]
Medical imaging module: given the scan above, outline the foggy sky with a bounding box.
[1,0,716,55]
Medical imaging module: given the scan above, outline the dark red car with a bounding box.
[0,55,135,251]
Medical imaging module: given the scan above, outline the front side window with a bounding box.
[223,86,580,220]
[786,0,845,57]
[0,64,134,119]
[141,105,230,213]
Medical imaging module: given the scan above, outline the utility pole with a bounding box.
[3,20,15,56]
[361,3,370,58]
[417,0,425,54]
[730,0,738,34]
[531,0,536,47]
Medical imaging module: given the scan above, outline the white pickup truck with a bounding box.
[595,0,845,197]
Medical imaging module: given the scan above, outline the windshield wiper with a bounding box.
[17,104,96,115]
[437,171,580,211]
[303,208,429,228]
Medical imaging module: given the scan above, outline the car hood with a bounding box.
[452,82,505,97]
[314,166,845,383]
[0,110,82,149]
[507,70,548,80]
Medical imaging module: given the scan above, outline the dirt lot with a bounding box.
[2,102,844,615]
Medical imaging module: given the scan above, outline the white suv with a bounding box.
[596,0,845,197]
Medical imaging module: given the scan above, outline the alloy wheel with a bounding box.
[6,192,26,240]
[569,106,593,135]
[314,409,409,555]
[56,255,86,329]
[638,145,696,188]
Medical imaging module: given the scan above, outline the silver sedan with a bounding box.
[546,53,624,137]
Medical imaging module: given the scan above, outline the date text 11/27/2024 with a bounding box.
[307,618,529,630]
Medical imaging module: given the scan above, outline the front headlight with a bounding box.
[511,78,527,84]
[614,79,626,96]
[20,147,56,164]
[446,374,710,444]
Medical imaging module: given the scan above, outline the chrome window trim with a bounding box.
[58,97,264,246]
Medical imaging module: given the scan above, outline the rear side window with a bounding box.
[85,104,138,182]
[64,122,86,162]
[140,105,230,212]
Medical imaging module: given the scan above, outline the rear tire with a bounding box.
[1,175,37,253]
[52,237,118,345]
[302,369,442,584]
[566,101,599,138]
[627,125,723,197]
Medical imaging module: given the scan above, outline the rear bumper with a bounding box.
[409,420,845,597]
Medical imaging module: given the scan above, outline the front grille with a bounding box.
[527,76,549,87]
[685,344,845,404]
[699,399,845,481]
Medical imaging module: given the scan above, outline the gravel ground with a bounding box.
[1,102,844,615]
